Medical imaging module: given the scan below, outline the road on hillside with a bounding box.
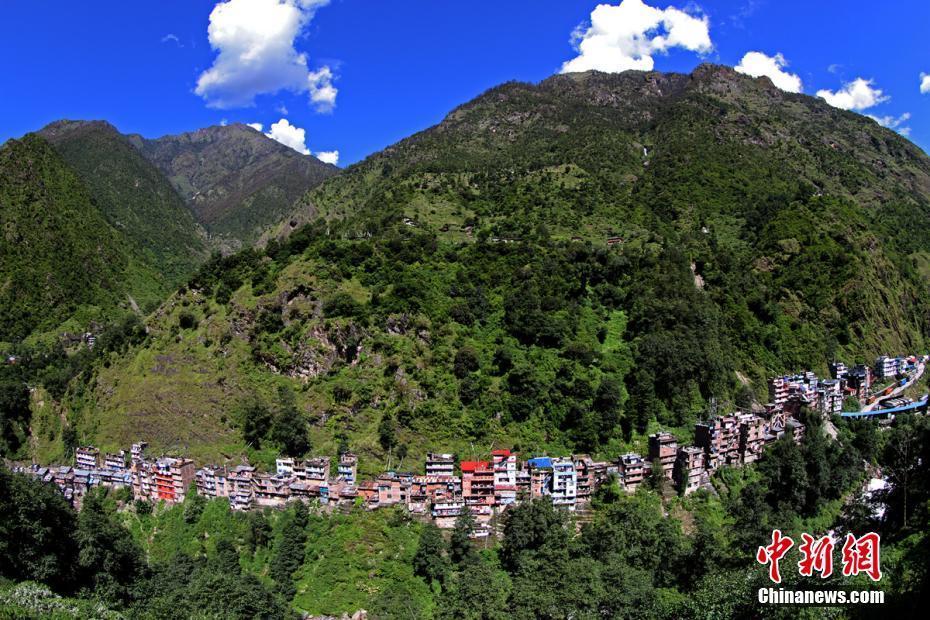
[861,362,925,413]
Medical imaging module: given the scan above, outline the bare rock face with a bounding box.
[129,123,339,246]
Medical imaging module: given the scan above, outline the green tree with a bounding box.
[0,468,79,593]
[500,498,569,571]
[75,488,146,605]
[270,386,310,457]
[270,502,308,599]
[412,523,450,585]
[449,511,476,564]
[238,398,272,448]
[436,554,509,620]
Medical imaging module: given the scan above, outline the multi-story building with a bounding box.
[492,449,518,506]
[830,361,848,381]
[673,446,705,495]
[425,453,455,477]
[618,453,645,491]
[253,473,291,508]
[229,465,255,511]
[768,376,789,410]
[525,457,553,498]
[875,355,898,379]
[573,455,596,503]
[305,457,330,483]
[738,414,767,464]
[152,457,195,504]
[648,432,678,480]
[131,442,148,463]
[196,465,231,499]
[847,365,872,400]
[275,457,296,477]
[432,499,465,529]
[461,461,495,506]
[695,414,741,468]
[75,446,100,470]
[338,453,358,485]
[551,458,577,510]
[103,451,126,471]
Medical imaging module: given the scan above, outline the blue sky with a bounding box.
[2,0,928,165]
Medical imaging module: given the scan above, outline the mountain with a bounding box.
[0,135,149,340]
[43,64,930,466]
[129,124,338,248]
[38,120,208,289]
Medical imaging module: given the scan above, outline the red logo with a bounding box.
[798,533,834,578]
[757,529,794,583]
[841,532,882,582]
[757,530,882,582]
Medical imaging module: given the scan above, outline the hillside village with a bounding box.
[8,354,925,537]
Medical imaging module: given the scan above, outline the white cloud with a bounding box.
[868,112,911,136]
[921,73,930,94]
[307,66,338,113]
[734,51,802,93]
[276,103,289,115]
[263,118,310,154]
[816,78,889,111]
[195,0,337,110]
[161,33,183,47]
[315,150,339,165]
[253,118,338,162]
[220,118,229,126]
[560,0,712,74]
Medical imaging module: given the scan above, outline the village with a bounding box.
[7,354,927,537]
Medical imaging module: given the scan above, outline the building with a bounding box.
[768,376,789,410]
[253,473,292,508]
[738,414,767,464]
[491,449,517,507]
[338,453,358,485]
[75,446,100,470]
[830,361,848,381]
[648,432,678,480]
[432,499,465,529]
[618,453,645,491]
[376,473,410,507]
[275,457,296,477]
[461,461,494,506]
[573,455,596,503]
[103,451,126,471]
[425,453,455,477]
[551,458,577,510]
[847,365,873,400]
[875,355,898,379]
[673,446,705,495]
[196,465,231,499]
[695,415,741,468]
[158,457,195,504]
[526,457,553,498]
[229,465,255,511]
[305,457,330,482]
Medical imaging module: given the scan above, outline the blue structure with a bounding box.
[841,395,929,418]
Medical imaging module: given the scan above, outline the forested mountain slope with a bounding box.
[39,120,208,290]
[45,65,930,468]
[131,124,338,248]
[0,135,158,341]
